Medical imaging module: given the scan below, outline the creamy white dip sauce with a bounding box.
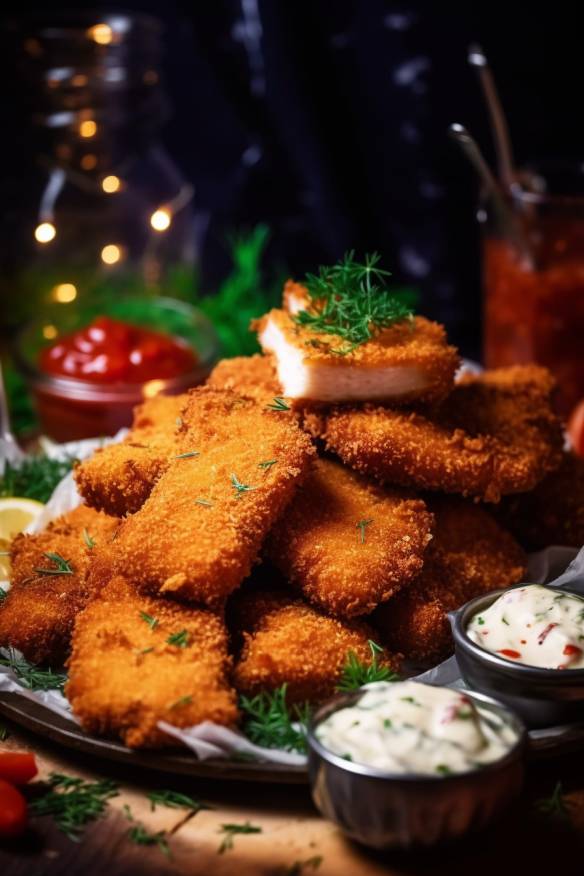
[467,585,584,670]
[315,681,517,775]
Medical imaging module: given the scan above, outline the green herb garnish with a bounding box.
[0,588,7,603]
[0,724,10,741]
[258,460,277,470]
[337,640,400,692]
[0,649,66,692]
[217,821,262,854]
[230,473,256,498]
[123,804,170,856]
[535,782,570,818]
[173,451,200,460]
[435,764,452,775]
[266,397,290,411]
[34,552,74,577]
[240,684,310,753]
[147,790,210,813]
[166,630,190,648]
[0,457,74,503]
[169,694,193,709]
[82,528,95,550]
[356,518,373,544]
[477,616,485,626]
[139,611,158,630]
[501,616,510,626]
[293,252,414,355]
[282,856,323,876]
[30,773,118,841]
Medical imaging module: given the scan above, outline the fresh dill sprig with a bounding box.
[166,630,190,648]
[169,694,193,709]
[336,640,400,692]
[139,611,158,630]
[266,397,290,411]
[535,782,571,818]
[30,773,119,841]
[0,724,10,741]
[217,821,262,854]
[293,252,415,355]
[173,451,200,460]
[0,648,66,692]
[147,789,210,813]
[240,684,310,753]
[0,457,74,504]
[0,588,7,603]
[258,460,277,470]
[230,473,256,498]
[282,856,323,876]
[82,528,95,549]
[34,552,74,577]
[123,804,170,857]
[356,518,373,544]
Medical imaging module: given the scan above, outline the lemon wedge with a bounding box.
[0,497,45,543]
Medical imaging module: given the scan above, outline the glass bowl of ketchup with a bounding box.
[13,297,218,441]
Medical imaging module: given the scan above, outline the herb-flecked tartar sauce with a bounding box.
[315,681,517,775]
[467,585,584,669]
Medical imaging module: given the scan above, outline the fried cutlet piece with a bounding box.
[74,393,187,516]
[231,589,401,704]
[207,354,281,404]
[0,506,119,664]
[66,576,238,748]
[495,452,584,549]
[253,280,459,404]
[308,365,563,502]
[373,497,527,663]
[110,387,315,607]
[266,458,433,617]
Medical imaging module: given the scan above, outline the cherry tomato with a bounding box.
[0,779,27,838]
[0,753,37,785]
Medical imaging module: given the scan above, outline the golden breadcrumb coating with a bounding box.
[110,387,315,607]
[74,393,187,516]
[309,365,563,502]
[207,354,281,403]
[254,294,459,404]
[266,458,433,616]
[66,576,238,748]
[374,497,527,663]
[231,589,401,704]
[0,506,119,665]
[496,452,584,550]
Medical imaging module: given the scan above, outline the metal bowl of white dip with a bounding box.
[307,680,525,850]
[451,584,584,728]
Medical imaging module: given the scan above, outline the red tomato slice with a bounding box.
[0,779,27,838]
[0,752,38,785]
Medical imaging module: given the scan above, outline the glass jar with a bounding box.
[481,164,584,417]
[0,11,196,331]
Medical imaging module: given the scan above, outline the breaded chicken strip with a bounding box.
[266,458,433,617]
[308,365,563,502]
[75,393,187,516]
[67,576,238,748]
[207,354,281,404]
[373,497,527,663]
[496,452,584,550]
[254,280,459,404]
[0,506,119,664]
[110,387,315,607]
[231,589,401,704]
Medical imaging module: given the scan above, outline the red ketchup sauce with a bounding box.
[39,316,197,384]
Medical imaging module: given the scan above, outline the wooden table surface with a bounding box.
[2,717,584,876]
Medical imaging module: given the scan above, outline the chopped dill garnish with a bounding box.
[477,616,485,625]
[82,528,95,549]
[292,252,414,355]
[356,518,373,544]
[166,630,190,648]
[283,855,323,875]
[0,724,10,741]
[230,473,256,498]
[136,647,154,656]
[501,616,510,626]
[173,451,200,460]
[123,804,170,857]
[0,648,66,692]
[34,552,74,576]
[217,821,262,854]
[266,397,290,411]
[30,773,119,841]
[195,498,213,507]
[0,588,7,604]
[147,789,210,813]
[0,456,74,504]
[139,611,158,630]
[337,640,400,691]
[169,694,193,709]
[535,782,571,818]
[240,684,310,753]
[258,460,277,470]
[436,764,452,775]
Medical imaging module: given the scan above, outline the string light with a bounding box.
[80,120,97,139]
[42,324,58,340]
[88,23,113,45]
[53,283,77,303]
[101,244,122,265]
[150,208,171,232]
[102,175,121,193]
[34,222,56,243]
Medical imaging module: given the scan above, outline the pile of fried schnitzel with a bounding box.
[1,259,580,749]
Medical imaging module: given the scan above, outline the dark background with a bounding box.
[2,1,582,360]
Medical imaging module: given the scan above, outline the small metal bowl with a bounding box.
[451,587,584,729]
[307,687,525,850]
